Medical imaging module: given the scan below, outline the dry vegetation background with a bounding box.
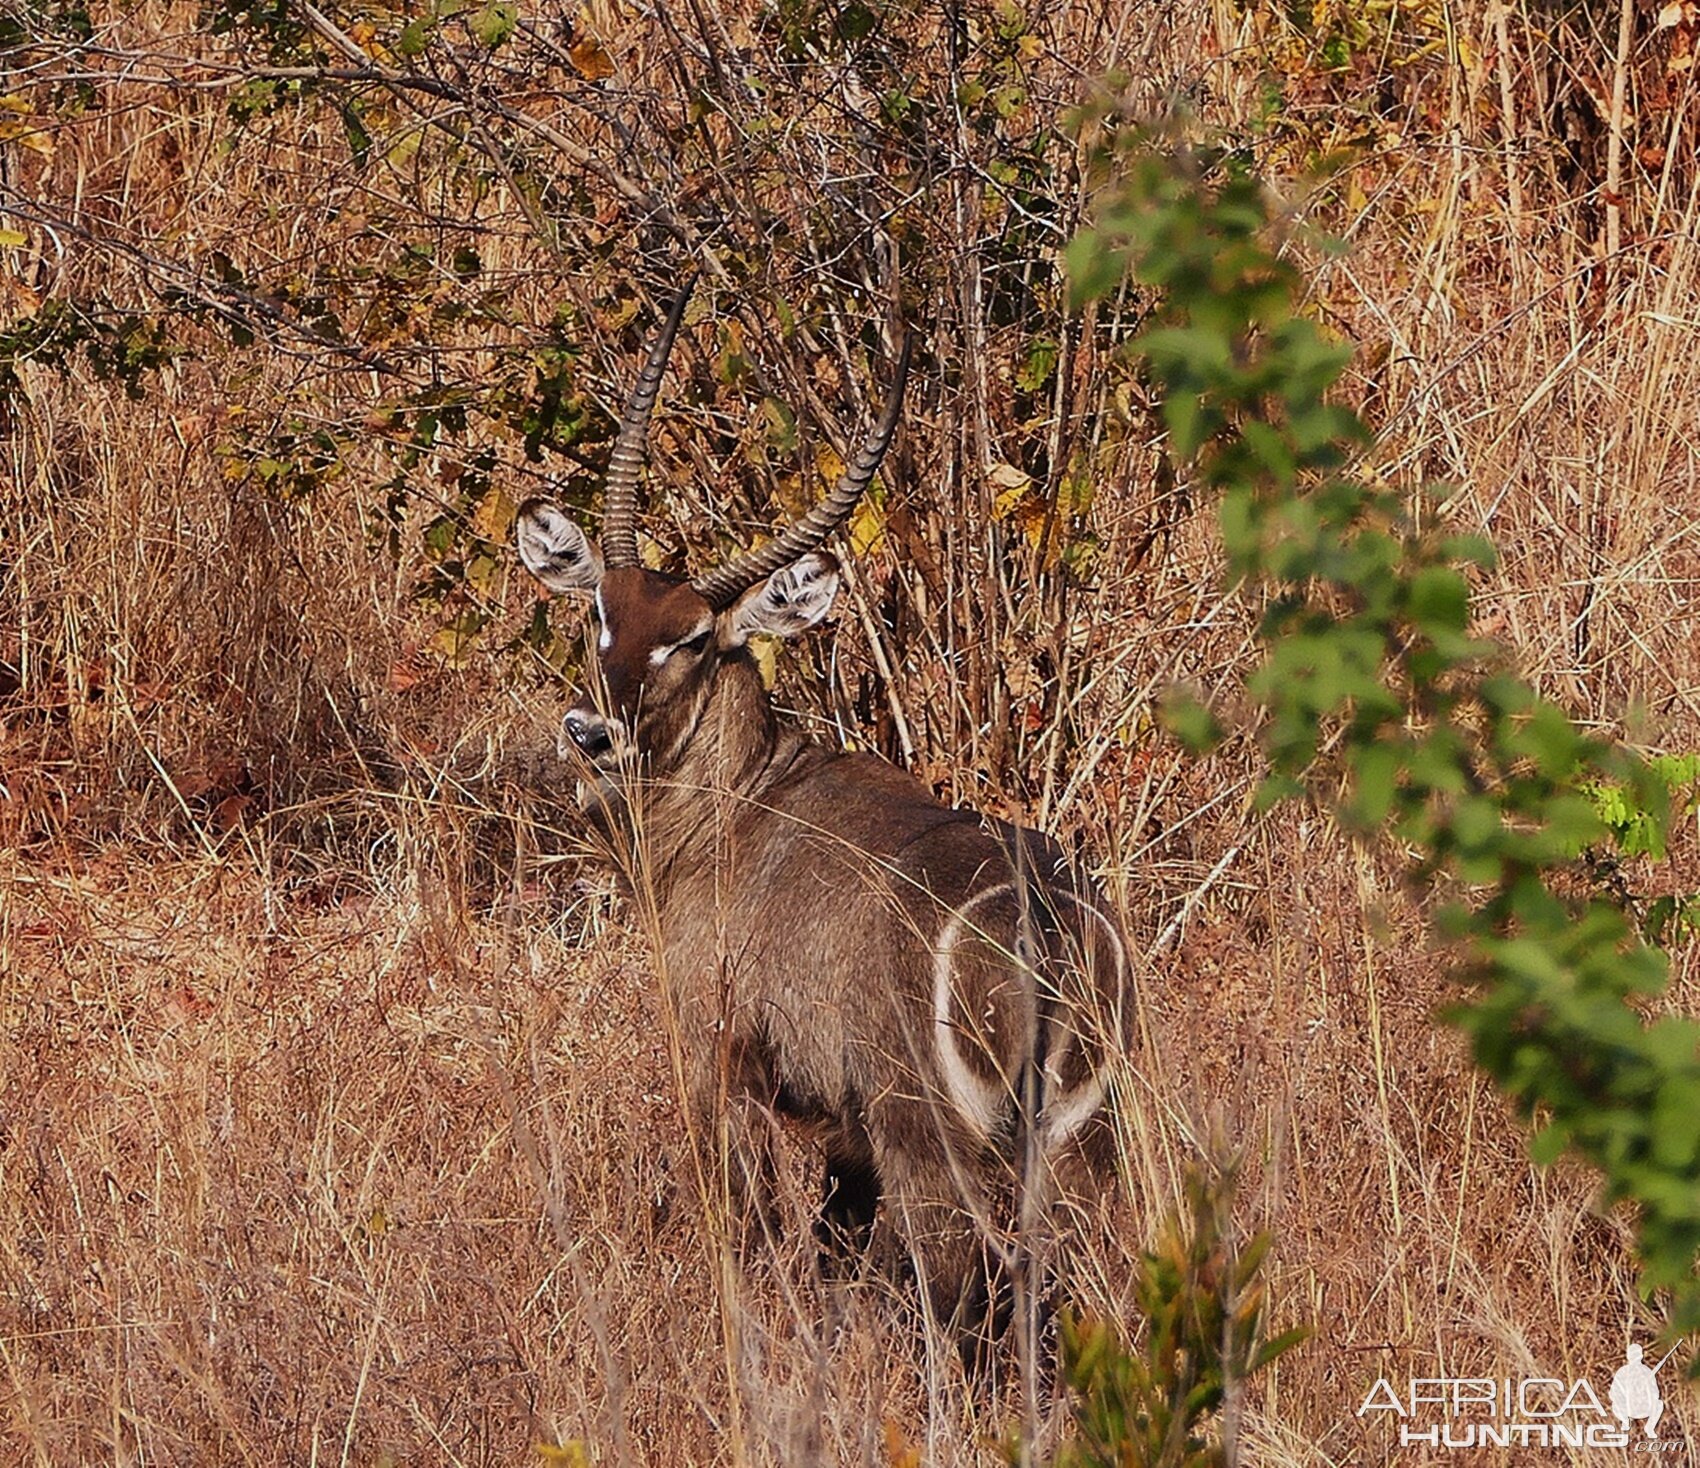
[4,0,1700,1461]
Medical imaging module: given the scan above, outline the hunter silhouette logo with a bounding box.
[1357,1340,1687,1451]
[1610,1343,1674,1439]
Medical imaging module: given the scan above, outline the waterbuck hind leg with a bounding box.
[955,1248,1013,1381]
[883,1183,994,1357]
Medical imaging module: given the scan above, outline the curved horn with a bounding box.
[692,332,913,610]
[602,274,698,568]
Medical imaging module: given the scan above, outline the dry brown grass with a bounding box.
[5,0,1700,1461]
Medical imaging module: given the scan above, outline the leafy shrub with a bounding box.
[1065,124,1700,1353]
[1050,1165,1306,1468]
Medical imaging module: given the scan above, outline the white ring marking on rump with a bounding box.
[932,883,1126,1151]
[1039,896,1126,1151]
[932,885,1011,1143]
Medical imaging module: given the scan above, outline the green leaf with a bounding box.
[340,101,371,169]
[1063,229,1124,307]
[1078,144,1700,1351]
[423,516,455,558]
[1160,688,1224,755]
[1252,1325,1313,1371]
[1529,1124,1570,1167]
[469,1,516,47]
[1137,324,1231,384]
[1347,742,1399,828]
[1406,565,1469,636]
[1451,795,1500,852]
[1162,392,1206,460]
[1016,336,1058,394]
[1520,702,1583,779]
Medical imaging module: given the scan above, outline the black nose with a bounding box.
[563,710,613,759]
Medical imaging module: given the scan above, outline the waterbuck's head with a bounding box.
[515,278,911,786]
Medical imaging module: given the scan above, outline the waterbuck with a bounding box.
[515,282,1129,1350]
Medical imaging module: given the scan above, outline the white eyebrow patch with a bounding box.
[649,620,713,666]
[595,589,612,652]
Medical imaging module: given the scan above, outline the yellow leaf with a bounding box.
[597,296,639,332]
[1012,495,1050,549]
[769,469,808,517]
[716,317,751,386]
[466,551,499,593]
[848,498,885,557]
[0,118,52,155]
[0,228,26,248]
[750,636,779,688]
[427,623,480,668]
[470,486,517,542]
[535,1443,591,1468]
[0,94,30,115]
[989,462,1032,522]
[813,443,846,490]
[386,130,420,170]
[568,12,616,80]
[883,1419,921,1468]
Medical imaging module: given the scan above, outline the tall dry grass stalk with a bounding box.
[4,0,1699,1461]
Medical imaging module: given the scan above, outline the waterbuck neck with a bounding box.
[616,650,811,880]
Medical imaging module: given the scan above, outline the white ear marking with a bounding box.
[595,589,612,651]
[725,552,841,646]
[517,500,603,593]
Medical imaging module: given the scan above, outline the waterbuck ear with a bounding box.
[724,552,840,646]
[516,498,603,593]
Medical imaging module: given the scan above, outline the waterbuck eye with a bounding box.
[651,626,715,667]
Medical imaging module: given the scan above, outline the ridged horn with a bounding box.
[692,332,913,610]
[602,274,698,568]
